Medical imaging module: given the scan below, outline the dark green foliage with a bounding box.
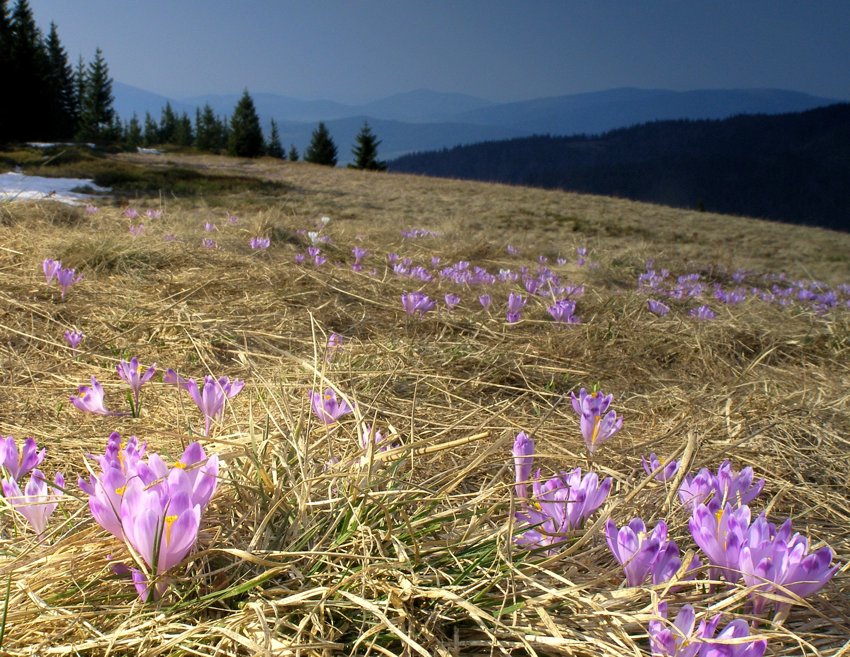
[76,47,115,142]
[195,103,226,152]
[304,121,337,166]
[174,111,193,147]
[43,22,76,139]
[288,144,299,161]
[159,102,177,144]
[0,1,14,141]
[142,112,158,146]
[266,119,284,158]
[349,121,386,171]
[125,114,142,148]
[7,0,51,140]
[227,90,264,158]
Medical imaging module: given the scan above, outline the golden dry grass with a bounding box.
[0,153,847,655]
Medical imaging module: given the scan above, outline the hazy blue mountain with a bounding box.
[112,82,196,121]
[179,92,356,122]
[450,87,842,135]
[358,89,494,122]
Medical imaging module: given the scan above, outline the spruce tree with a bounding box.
[44,22,76,139]
[77,47,114,142]
[125,114,142,148]
[349,121,387,171]
[174,111,193,147]
[0,1,12,140]
[9,0,50,140]
[304,121,337,166]
[195,103,223,152]
[266,119,284,158]
[159,102,177,144]
[142,111,158,146]
[288,144,299,161]
[227,90,264,157]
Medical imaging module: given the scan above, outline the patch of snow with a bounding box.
[27,142,96,149]
[137,147,162,155]
[0,171,110,206]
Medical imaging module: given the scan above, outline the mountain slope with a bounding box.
[390,103,850,231]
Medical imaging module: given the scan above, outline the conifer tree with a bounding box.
[142,111,158,146]
[195,103,224,152]
[73,55,86,123]
[288,144,299,161]
[8,0,50,140]
[77,47,114,142]
[159,102,177,144]
[174,111,193,147]
[44,22,76,138]
[266,118,284,158]
[304,121,337,166]
[349,121,387,171]
[125,114,142,148]
[228,90,264,157]
[0,1,13,140]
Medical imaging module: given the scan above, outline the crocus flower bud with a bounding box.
[512,432,535,503]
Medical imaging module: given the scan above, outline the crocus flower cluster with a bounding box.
[79,433,218,600]
[401,291,436,318]
[43,258,82,300]
[129,223,144,238]
[250,236,270,250]
[1,436,63,538]
[677,460,764,509]
[648,602,766,657]
[570,388,623,454]
[164,370,245,436]
[606,517,698,587]
[309,388,353,425]
[548,299,580,324]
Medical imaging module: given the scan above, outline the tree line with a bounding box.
[0,0,387,169]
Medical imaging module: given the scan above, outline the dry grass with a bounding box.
[0,153,847,655]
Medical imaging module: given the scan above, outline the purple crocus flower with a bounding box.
[506,292,526,323]
[715,460,764,507]
[203,222,216,232]
[43,258,61,284]
[478,294,492,310]
[678,467,718,509]
[201,238,217,249]
[700,619,767,657]
[689,502,751,582]
[129,223,144,238]
[401,291,436,317]
[56,266,82,300]
[642,453,680,482]
[444,293,461,310]
[325,332,343,361]
[71,376,115,415]
[605,517,666,587]
[648,299,671,316]
[309,388,353,424]
[164,370,244,436]
[352,246,367,262]
[512,432,535,503]
[0,436,46,482]
[548,299,579,324]
[689,305,716,320]
[2,469,64,538]
[648,602,720,657]
[64,329,84,349]
[578,407,622,454]
[250,237,270,250]
[116,357,157,417]
[123,207,138,219]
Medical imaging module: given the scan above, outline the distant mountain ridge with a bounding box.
[389,103,850,232]
[112,83,842,163]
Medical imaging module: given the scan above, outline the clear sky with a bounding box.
[27,0,850,103]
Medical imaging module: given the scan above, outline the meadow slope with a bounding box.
[0,151,847,656]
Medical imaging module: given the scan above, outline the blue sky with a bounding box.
[28,0,850,103]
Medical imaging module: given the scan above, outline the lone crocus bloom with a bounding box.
[512,432,535,503]
[56,266,82,300]
[506,292,526,323]
[43,258,61,284]
[2,468,64,538]
[117,357,157,417]
[309,388,353,424]
[642,453,680,482]
[0,435,46,482]
[444,293,461,310]
[570,388,622,454]
[71,376,115,415]
[689,304,716,320]
[64,329,84,349]
[647,299,671,316]
[164,371,244,436]
[401,291,436,318]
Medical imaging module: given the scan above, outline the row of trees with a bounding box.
[1,0,387,168]
[0,0,116,142]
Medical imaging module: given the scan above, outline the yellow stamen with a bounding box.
[590,415,602,444]
[173,461,186,469]
[115,486,125,495]
[164,514,178,545]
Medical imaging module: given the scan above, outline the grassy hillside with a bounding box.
[0,151,848,655]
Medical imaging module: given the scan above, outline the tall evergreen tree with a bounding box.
[0,0,13,141]
[288,144,299,161]
[195,103,224,152]
[159,102,177,144]
[227,90,264,157]
[73,55,86,126]
[174,111,193,147]
[304,121,337,167]
[44,22,76,138]
[142,111,158,146]
[125,113,142,148]
[349,121,387,171]
[8,0,50,140]
[266,118,284,158]
[77,47,114,142]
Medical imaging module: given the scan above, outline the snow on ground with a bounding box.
[0,171,110,206]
